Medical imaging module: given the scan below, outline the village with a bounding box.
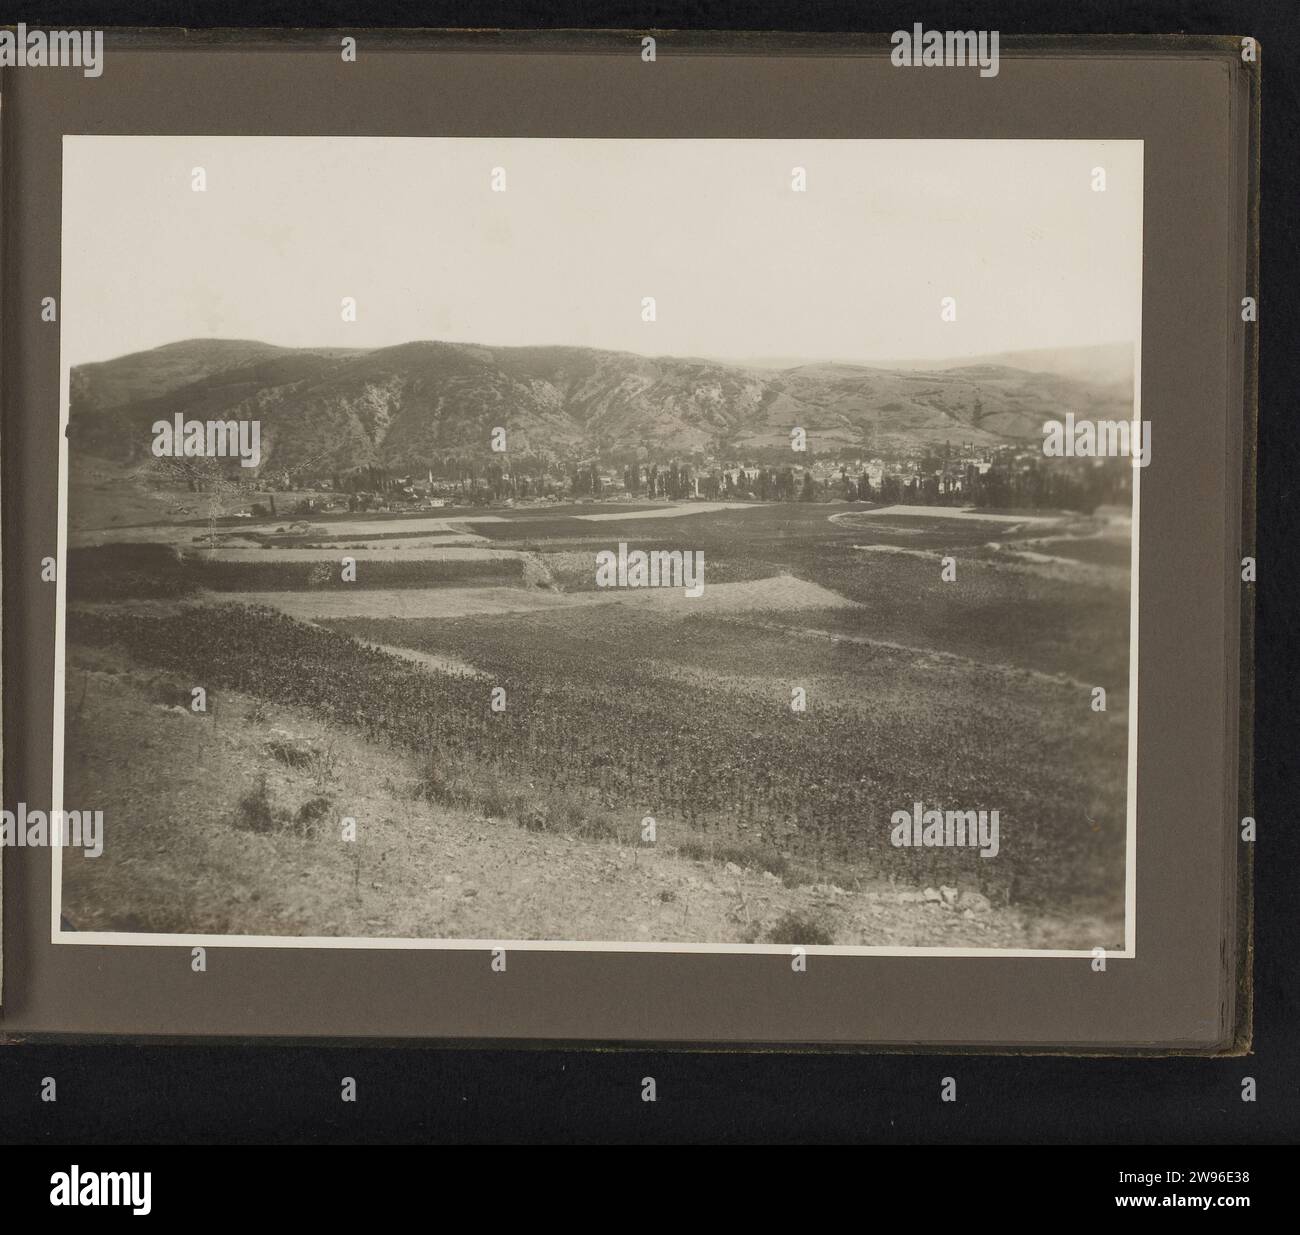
[220,439,1134,523]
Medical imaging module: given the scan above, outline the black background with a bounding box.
[0,0,1295,1153]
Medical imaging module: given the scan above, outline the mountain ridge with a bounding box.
[70,338,1135,474]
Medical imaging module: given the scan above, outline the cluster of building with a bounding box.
[238,438,1132,518]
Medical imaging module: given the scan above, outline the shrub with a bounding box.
[294,794,333,837]
[265,734,314,769]
[480,781,519,820]
[764,910,836,946]
[235,775,275,833]
[520,807,550,833]
[308,741,340,789]
[149,678,193,709]
[578,814,624,842]
[418,761,452,804]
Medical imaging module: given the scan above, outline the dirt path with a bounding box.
[832,506,1064,526]
[172,575,856,621]
[733,616,1099,695]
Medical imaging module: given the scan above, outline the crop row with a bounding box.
[68,601,1127,905]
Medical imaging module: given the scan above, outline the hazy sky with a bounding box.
[62,136,1142,367]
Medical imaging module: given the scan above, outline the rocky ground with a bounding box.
[59,644,1118,951]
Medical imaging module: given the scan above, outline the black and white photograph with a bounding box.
[54,135,1143,955]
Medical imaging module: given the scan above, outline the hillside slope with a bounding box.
[70,338,1134,474]
[63,643,1115,949]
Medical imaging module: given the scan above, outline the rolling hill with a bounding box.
[69,338,1134,474]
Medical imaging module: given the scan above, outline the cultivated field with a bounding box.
[61,496,1132,949]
